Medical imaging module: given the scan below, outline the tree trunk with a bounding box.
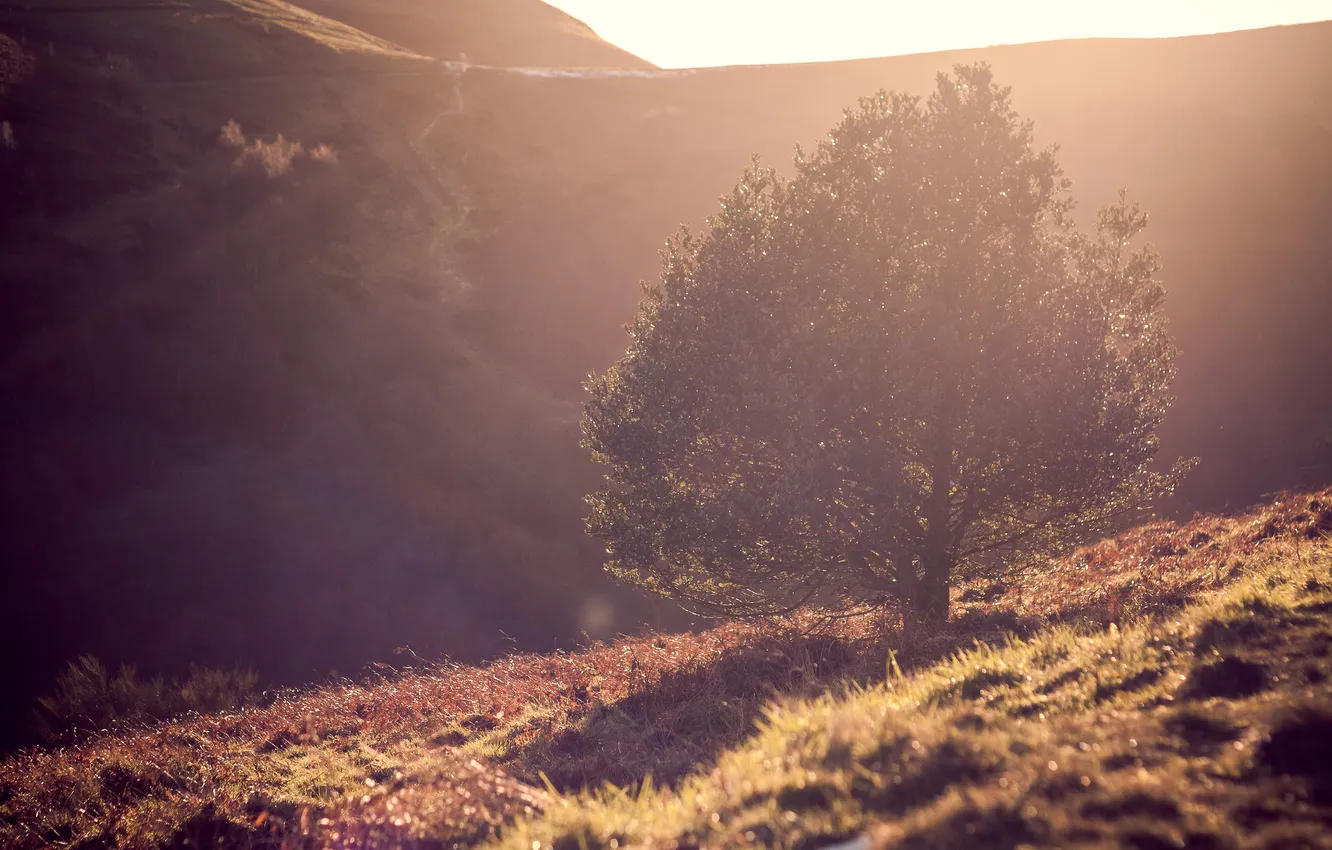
[913,555,952,623]
[917,402,956,623]
[915,450,955,623]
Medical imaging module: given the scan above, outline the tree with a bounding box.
[582,64,1191,623]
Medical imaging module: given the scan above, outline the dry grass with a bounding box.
[219,119,247,149]
[221,0,426,58]
[236,133,305,178]
[219,120,341,179]
[0,489,1328,848]
[497,512,1332,850]
[498,546,1332,850]
[310,142,339,165]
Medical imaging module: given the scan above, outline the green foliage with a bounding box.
[35,656,259,744]
[583,64,1191,621]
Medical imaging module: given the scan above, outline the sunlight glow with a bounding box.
[548,0,1332,68]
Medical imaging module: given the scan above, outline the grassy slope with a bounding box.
[292,0,653,68]
[2,491,1329,848]
[502,522,1332,850]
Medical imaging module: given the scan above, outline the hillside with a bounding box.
[0,0,665,748]
[448,22,1332,511]
[504,504,1332,850]
[1,0,1330,754]
[1,491,1329,847]
[293,0,652,68]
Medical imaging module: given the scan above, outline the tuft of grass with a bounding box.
[218,120,340,178]
[310,142,340,164]
[218,118,246,149]
[179,665,261,715]
[235,132,305,178]
[34,657,259,746]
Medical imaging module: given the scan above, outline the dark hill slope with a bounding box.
[294,0,651,67]
[451,22,1332,511]
[0,0,665,748]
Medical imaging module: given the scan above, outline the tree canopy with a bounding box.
[582,64,1190,621]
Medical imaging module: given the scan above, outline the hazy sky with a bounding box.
[547,1,1332,68]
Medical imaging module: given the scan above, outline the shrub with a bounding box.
[35,656,258,743]
[309,142,339,165]
[218,119,245,148]
[218,120,337,178]
[235,134,304,178]
[179,665,260,714]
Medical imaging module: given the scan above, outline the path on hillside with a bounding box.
[126,59,697,89]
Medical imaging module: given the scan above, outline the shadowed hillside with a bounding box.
[0,0,669,749]
[1,0,1330,754]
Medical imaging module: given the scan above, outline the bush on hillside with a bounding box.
[583,64,1192,623]
[218,119,339,178]
[178,664,260,714]
[35,656,259,744]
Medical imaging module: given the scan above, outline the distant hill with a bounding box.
[294,0,652,67]
[1,0,1329,751]
[451,22,1332,512]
